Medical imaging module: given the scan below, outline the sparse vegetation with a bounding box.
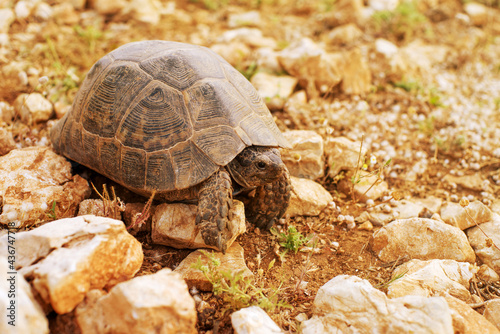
[192,251,290,313]
[273,226,311,255]
[371,0,429,41]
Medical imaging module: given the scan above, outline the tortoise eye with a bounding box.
[256,161,266,169]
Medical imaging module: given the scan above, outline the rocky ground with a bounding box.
[1,0,500,333]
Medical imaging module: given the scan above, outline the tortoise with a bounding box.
[50,40,291,252]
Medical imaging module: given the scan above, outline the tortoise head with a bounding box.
[227,146,286,188]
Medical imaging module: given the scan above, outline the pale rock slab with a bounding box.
[443,174,489,192]
[286,177,333,217]
[477,264,500,283]
[390,40,451,80]
[322,0,364,27]
[445,296,500,334]
[375,38,399,58]
[441,200,493,230]
[89,0,127,15]
[14,93,53,124]
[52,2,80,25]
[126,0,161,25]
[484,299,500,331]
[231,306,283,334]
[69,0,86,10]
[174,243,253,291]
[0,216,143,314]
[466,214,500,274]
[371,218,476,263]
[0,147,91,228]
[255,47,283,73]
[325,137,366,178]
[338,170,388,202]
[327,23,363,46]
[283,90,312,127]
[34,2,52,21]
[0,101,15,123]
[228,10,261,28]
[413,196,443,215]
[368,0,400,11]
[367,199,427,226]
[0,127,16,156]
[0,256,48,334]
[325,136,366,177]
[14,0,36,19]
[340,48,372,95]
[278,38,342,97]
[387,259,476,302]
[250,72,298,110]
[210,42,251,66]
[464,2,489,26]
[491,199,500,215]
[0,8,15,33]
[301,275,453,334]
[218,28,276,48]
[281,130,324,180]
[152,200,246,251]
[75,269,197,334]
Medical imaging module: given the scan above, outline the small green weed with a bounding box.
[238,61,258,81]
[189,0,229,10]
[74,25,103,53]
[371,0,428,40]
[374,270,407,289]
[418,116,435,137]
[46,200,57,220]
[427,87,444,107]
[494,97,500,110]
[273,226,311,255]
[192,251,289,312]
[393,79,421,93]
[348,136,392,203]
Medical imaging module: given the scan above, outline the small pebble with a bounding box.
[358,221,373,231]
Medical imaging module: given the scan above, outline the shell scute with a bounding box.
[118,81,191,151]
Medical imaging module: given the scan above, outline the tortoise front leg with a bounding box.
[244,171,291,230]
[196,168,233,253]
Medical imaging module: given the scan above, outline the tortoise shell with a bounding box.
[50,40,289,195]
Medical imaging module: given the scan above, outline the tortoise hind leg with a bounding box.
[196,168,233,253]
[244,172,291,230]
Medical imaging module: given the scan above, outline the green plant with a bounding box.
[348,136,392,203]
[374,270,407,289]
[274,226,311,254]
[189,0,229,10]
[418,116,435,137]
[371,0,428,40]
[238,61,258,81]
[46,200,57,220]
[393,78,421,93]
[494,97,500,110]
[427,87,445,107]
[192,251,289,312]
[74,25,103,53]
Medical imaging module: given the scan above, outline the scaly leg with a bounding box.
[244,171,291,230]
[196,168,233,253]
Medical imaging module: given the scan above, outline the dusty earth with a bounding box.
[1,0,500,333]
